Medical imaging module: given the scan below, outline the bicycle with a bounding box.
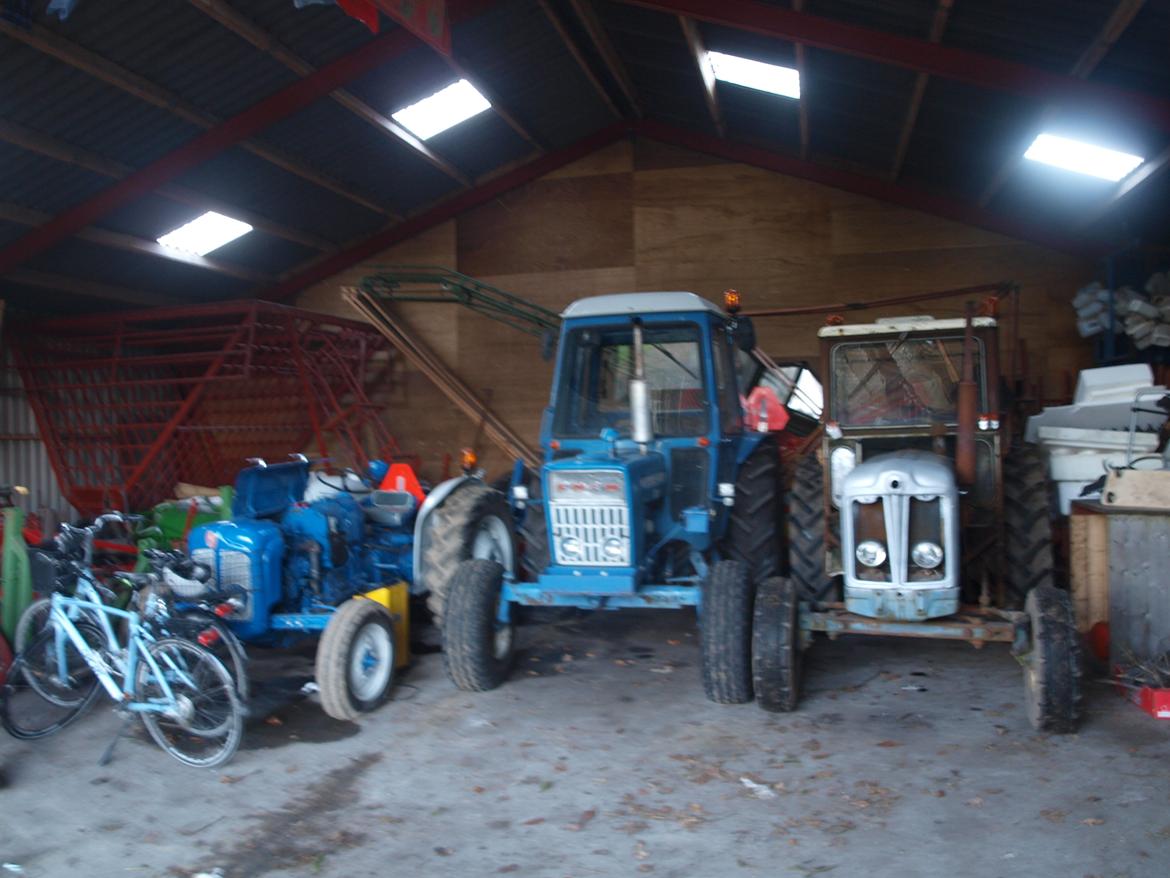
[15,520,250,702]
[2,565,244,768]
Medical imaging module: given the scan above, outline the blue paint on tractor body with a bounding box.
[506,301,765,613]
[189,460,416,646]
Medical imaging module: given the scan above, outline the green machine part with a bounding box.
[1,506,32,644]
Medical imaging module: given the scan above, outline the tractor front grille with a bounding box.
[192,547,254,620]
[550,503,630,567]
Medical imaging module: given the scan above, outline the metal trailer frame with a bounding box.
[7,300,410,515]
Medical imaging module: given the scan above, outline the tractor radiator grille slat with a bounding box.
[193,547,254,620]
[550,502,629,566]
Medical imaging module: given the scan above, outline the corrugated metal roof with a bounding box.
[38,0,301,120]
[26,239,256,301]
[0,349,75,525]
[172,146,386,244]
[0,36,203,169]
[0,0,1167,313]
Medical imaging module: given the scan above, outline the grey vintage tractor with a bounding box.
[438,291,792,703]
[779,309,1082,732]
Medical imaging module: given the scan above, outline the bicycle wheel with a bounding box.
[135,638,242,768]
[1,626,103,739]
[14,597,52,654]
[20,618,107,708]
[164,613,249,703]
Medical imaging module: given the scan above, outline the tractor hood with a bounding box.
[842,450,955,498]
[232,460,310,519]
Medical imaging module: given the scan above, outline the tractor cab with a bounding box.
[815,315,1004,617]
[530,292,760,596]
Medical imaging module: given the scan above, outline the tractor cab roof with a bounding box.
[818,316,997,338]
[561,292,726,320]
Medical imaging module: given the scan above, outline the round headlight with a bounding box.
[911,541,943,569]
[855,540,886,568]
[603,537,624,559]
[561,536,582,558]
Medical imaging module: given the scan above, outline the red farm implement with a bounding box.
[7,300,408,515]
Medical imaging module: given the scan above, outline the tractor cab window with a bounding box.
[831,335,984,427]
[554,323,709,439]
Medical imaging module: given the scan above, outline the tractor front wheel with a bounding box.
[443,559,515,692]
[423,483,516,624]
[700,559,754,704]
[1020,585,1083,733]
[787,454,837,602]
[1003,444,1055,602]
[316,598,396,721]
[752,576,802,712]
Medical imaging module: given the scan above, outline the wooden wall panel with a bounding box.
[456,173,634,277]
[296,138,1094,481]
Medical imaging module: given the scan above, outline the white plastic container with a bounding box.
[1074,364,1155,404]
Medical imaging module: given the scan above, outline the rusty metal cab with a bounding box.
[817,315,1005,610]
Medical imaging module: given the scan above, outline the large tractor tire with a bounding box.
[699,559,754,704]
[517,479,550,582]
[422,482,516,624]
[787,454,836,602]
[752,576,802,713]
[724,436,782,585]
[443,559,515,692]
[316,598,396,721]
[1003,444,1055,602]
[1020,585,1083,733]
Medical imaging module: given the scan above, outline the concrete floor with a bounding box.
[1,610,1167,878]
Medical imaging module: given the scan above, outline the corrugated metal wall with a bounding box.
[1,347,76,526]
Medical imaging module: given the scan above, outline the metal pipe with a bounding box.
[630,320,653,446]
[955,302,977,487]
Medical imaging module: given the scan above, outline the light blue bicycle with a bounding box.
[2,544,244,768]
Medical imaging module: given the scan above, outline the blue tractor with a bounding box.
[441,292,792,703]
[187,454,515,720]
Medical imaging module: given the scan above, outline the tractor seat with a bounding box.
[364,489,417,528]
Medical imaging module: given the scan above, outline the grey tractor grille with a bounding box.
[192,547,254,620]
[550,503,630,567]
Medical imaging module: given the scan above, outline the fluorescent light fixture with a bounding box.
[391,79,491,140]
[157,211,252,256]
[1023,133,1144,182]
[707,50,800,99]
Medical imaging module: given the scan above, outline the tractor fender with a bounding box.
[412,476,478,596]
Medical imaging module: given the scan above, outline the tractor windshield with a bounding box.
[830,335,984,427]
[553,323,708,439]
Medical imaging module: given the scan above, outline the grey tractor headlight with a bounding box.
[855,540,886,568]
[603,537,624,559]
[561,536,583,558]
[911,541,943,569]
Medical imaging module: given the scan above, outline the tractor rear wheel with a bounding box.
[787,454,836,602]
[1020,585,1083,733]
[724,437,782,585]
[752,576,802,712]
[316,598,396,721]
[423,483,516,624]
[699,559,754,704]
[1003,445,1055,602]
[443,559,514,692]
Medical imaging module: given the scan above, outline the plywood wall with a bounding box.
[298,138,1092,481]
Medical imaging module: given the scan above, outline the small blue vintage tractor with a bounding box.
[441,291,790,703]
[187,455,515,719]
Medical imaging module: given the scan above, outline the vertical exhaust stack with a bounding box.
[956,302,977,487]
[630,319,654,447]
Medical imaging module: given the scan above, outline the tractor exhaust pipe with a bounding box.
[630,319,653,446]
[956,302,977,488]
